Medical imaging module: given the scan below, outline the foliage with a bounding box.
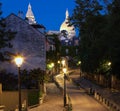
[21,68,48,89]
[0,70,17,90]
[96,60,111,74]
[105,0,120,76]
[0,2,16,61]
[46,34,61,73]
[80,15,109,73]
[71,0,120,77]
[71,0,102,36]
[0,68,48,90]
[28,90,39,106]
[61,30,68,38]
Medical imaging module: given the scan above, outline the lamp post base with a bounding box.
[64,96,67,107]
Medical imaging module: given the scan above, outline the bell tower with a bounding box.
[26,3,36,24]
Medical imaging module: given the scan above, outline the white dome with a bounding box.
[60,9,76,39]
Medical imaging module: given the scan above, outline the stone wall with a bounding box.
[0,90,28,111]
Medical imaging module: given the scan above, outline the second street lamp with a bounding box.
[62,59,65,67]
[51,63,54,81]
[14,55,23,111]
[63,67,67,107]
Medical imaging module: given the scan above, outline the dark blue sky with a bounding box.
[1,0,76,31]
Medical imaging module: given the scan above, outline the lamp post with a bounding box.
[62,59,65,67]
[61,59,65,74]
[51,63,54,81]
[107,62,112,88]
[14,56,23,111]
[108,62,111,66]
[57,60,60,73]
[63,67,67,107]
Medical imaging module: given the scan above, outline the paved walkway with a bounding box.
[29,94,63,111]
[66,81,108,111]
[70,73,120,110]
[29,71,120,111]
[29,83,64,111]
[55,74,108,111]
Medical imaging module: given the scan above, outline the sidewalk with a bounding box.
[66,80,108,111]
[29,83,64,111]
[70,74,120,111]
[55,74,109,111]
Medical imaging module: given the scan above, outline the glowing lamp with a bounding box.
[14,56,23,67]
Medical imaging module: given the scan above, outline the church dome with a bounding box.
[60,9,76,39]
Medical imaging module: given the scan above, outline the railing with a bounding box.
[81,72,120,111]
[84,73,120,91]
[94,91,120,111]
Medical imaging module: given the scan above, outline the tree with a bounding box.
[20,68,48,89]
[0,2,15,61]
[105,0,120,76]
[71,0,105,73]
[61,30,68,38]
[70,0,120,78]
[46,34,61,73]
[0,70,17,90]
[84,15,109,73]
[71,0,102,36]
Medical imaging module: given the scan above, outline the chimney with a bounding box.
[18,11,24,18]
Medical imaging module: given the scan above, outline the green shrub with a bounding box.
[28,90,39,106]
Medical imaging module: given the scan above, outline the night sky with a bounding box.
[1,0,76,31]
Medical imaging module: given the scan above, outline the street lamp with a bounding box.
[107,61,112,88]
[63,67,67,107]
[51,63,54,67]
[51,63,54,81]
[62,59,65,67]
[58,60,60,64]
[14,55,23,111]
[108,62,111,66]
